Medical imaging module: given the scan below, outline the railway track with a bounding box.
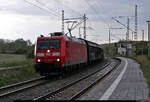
[34,58,120,100]
[0,76,48,98]
[70,58,121,100]
[0,65,28,71]
[0,58,118,101]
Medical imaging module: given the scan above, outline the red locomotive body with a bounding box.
[34,32,87,75]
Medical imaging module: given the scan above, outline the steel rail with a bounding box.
[0,65,28,71]
[0,76,47,98]
[70,58,121,100]
[0,59,108,99]
[34,59,113,100]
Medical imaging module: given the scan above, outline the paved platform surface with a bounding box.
[80,57,149,100]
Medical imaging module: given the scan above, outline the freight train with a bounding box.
[34,32,104,76]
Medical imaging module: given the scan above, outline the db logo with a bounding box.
[46,53,51,56]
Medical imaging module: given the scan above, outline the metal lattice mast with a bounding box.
[142,30,144,41]
[83,14,86,39]
[134,5,138,40]
[147,21,150,41]
[146,21,150,59]
[126,18,130,41]
[62,10,64,34]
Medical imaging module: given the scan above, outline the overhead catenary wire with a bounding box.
[53,0,83,17]
[112,17,135,33]
[34,0,87,35]
[95,0,143,41]
[65,17,87,35]
[83,0,110,27]
[111,33,125,40]
[35,0,61,17]
[24,0,61,18]
[54,0,74,17]
[82,0,113,44]
[80,0,95,29]
[24,0,118,43]
[83,0,99,19]
[75,1,95,38]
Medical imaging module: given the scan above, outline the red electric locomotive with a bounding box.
[34,32,87,76]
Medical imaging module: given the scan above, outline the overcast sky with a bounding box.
[0,0,149,44]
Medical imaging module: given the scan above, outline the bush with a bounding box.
[15,48,27,54]
[0,74,5,87]
[25,49,34,59]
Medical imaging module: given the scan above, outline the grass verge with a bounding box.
[0,58,40,87]
[0,54,30,67]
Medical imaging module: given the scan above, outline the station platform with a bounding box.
[80,57,149,100]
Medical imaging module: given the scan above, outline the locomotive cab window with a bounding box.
[49,39,60,49]
[37,40,49,49]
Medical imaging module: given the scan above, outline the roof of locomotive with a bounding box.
[37,35,86,45]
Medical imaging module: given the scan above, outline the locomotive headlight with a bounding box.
[56,58,60,62]
[37,59,41,62]
[52,52,60,56]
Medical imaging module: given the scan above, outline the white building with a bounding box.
[118,47,126,56]
[117,43,135,56]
